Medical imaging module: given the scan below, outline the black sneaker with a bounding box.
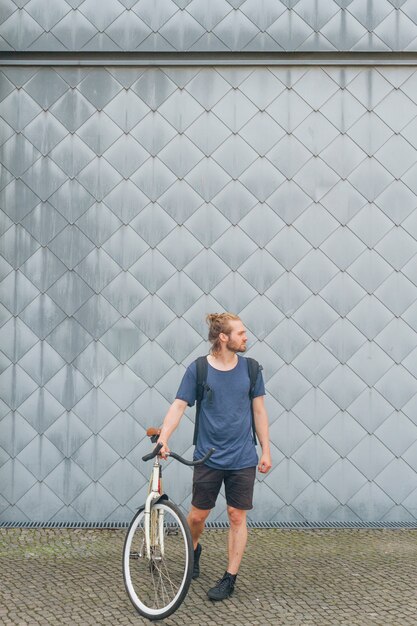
[192,543,202,580]
[207,572,235,601]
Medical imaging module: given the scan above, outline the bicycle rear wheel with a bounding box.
[123,499,193,621]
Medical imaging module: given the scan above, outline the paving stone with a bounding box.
[1,528,417,625]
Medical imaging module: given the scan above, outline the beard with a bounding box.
[226,338,247,353]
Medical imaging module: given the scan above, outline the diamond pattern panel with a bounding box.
[2,63,417,524]
[2,1,417,52]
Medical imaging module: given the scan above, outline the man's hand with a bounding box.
[157,440,170,460]
[258,453,272,474]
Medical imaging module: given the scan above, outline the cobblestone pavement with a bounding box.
[1,527,416,626]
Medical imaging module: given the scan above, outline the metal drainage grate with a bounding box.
[0,520,416,530]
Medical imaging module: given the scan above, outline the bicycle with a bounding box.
[122,427,215,621]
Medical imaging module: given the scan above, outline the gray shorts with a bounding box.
[191,464,256,511]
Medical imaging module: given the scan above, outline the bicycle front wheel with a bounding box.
[123,499,193,621]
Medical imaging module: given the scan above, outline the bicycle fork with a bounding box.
[144,459,165,561]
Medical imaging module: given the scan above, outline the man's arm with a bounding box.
[157,398,188,459]
[252,396,272,474]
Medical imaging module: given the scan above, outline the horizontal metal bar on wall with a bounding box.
[1,521,417,530]
[2,51,417,66]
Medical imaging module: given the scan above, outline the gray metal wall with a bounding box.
[1,0,417,52]
[2,0,417,524]
[1,62,417,523]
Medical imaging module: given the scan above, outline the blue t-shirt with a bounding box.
[175,356,265,470]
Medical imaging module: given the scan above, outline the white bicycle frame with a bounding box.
[144,454,165,560]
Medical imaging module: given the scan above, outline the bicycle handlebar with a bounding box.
[142,442,163,462]
[142,443,215,466]
[169,448,216,466]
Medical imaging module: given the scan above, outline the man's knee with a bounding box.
[227,506,247,527]
[188,506,210,526]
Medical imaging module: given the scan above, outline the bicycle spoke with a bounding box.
[152,559,178,602]
[154,564,172,606]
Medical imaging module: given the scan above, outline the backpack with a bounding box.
[193,356,262,446]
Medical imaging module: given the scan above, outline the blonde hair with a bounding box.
[206,312,240,355]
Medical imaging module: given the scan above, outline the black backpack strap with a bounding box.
[246,357,260,397]
[193,356,208,445]
[246,357,262,445]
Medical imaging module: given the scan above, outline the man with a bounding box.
[157,312,272,601]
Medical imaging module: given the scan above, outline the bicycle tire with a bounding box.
[123,499,193,621]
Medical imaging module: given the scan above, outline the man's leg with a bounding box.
[187,505,211,580]
[226,506,248,575]
[206,506,247,600]
[224,466,255,574]
[207,466,255,600]
[187,505,211,550]
[189,465,223,580]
